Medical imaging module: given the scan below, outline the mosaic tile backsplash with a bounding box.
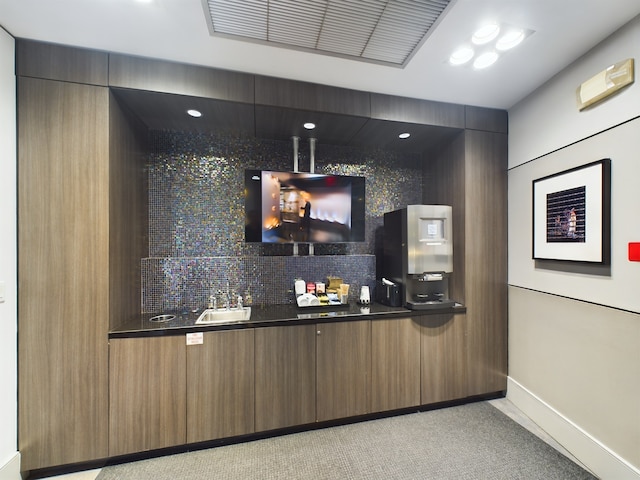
[142,130,424,313]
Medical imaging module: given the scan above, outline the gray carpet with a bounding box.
[97,402,596,479]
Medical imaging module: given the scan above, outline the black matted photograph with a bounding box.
[532,159,611,264]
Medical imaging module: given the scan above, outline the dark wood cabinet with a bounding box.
[419,314,468,404]
[109,336,187,456]
[316,320,371,421]
[187,330,255,442]
[371,317,421,411]
[255,325,317,431]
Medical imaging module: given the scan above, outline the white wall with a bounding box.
[0,27,20,480]
[508,14,640,480]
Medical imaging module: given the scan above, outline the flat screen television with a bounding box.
[244,169,365,243]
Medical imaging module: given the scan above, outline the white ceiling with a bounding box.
[1,0,639,110]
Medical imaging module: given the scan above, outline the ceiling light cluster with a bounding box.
[449,22,530,70]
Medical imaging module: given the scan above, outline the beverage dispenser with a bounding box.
[381,205,456,309]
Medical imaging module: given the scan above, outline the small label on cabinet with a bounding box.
[186,332,203,345]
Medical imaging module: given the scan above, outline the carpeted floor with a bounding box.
[97,402,596,480]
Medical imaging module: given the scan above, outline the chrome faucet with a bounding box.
[224,282,231,310]
[208,294,217,310]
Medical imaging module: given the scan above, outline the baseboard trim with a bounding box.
[0,452,20,480]
[507,377,640,479]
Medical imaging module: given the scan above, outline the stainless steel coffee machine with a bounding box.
[381,205,456,310]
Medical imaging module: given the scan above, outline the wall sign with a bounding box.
[532,158,611,264]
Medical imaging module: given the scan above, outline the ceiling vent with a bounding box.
[203,0,453,67]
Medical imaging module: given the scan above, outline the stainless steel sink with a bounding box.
[195,307,252,325]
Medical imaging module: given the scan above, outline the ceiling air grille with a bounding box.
[203,0,452,67]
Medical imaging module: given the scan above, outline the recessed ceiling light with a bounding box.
[473,51,499,69]
[187,109,202,118]
[303,122,316,130]
[496,29,525,51]
[449,46,474,66]
[472,23,500,45]
[398,133,411,139]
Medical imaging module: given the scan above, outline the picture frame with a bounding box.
[532,158,611,264]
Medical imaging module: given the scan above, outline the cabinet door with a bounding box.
[255,324,316,431]
[186,329,255,442]
[109,336,186,456]
[420,314,468,404]
[371,317,421,412]
[316,320,371,422]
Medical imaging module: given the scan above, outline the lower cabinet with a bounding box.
[316,320,371,421]
[109,314,472,457]
[109,335,187,456]
[419,314,468,404]
[255,324,316,431]
[109,330,255,455]
[186,329,255,443]
[371,317,421,412]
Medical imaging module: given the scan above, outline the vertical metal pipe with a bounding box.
[309,137,316,174]
[308,138,317,255]
[292,136,300,173]
[292,136,300,255]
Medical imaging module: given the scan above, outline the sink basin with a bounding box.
[195,307,252,325]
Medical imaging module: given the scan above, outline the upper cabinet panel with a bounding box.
[370,93,465,128]
[16,40,108,86]
[465,106,508,134]
[255,76,370,117]
[109,54,254,103]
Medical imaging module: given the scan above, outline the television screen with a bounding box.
[244,169,365,243]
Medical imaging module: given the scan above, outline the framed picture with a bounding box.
[532,158,611,264]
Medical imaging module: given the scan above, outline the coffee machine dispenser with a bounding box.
[381,205,456,309]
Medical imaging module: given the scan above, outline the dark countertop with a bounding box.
[109,302,466,338]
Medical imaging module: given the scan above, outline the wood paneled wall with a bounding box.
[423,128,508,397]
[463,130,508,395]
[371,93,465,128]
[16,39,108,85]
[255,75,371,116]
[422,131,466,304]
[18,77,110,470]
[109,93,149,331]
[109,53,255,103]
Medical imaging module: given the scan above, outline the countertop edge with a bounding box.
[109,303,466,339]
